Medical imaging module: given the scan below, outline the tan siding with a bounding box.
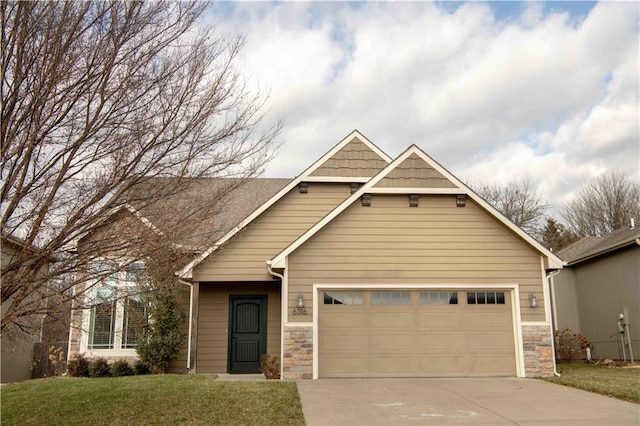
[197,283,281,374]
[193,183,350,282]
[310,138,388,177]
[287,195,545,323]
[374,153,457,188]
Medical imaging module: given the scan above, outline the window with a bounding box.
[86,262,147,351]
[371,291,410,305]
[323,291,363,305]
[467,291,505,305]
[420,291,458,305]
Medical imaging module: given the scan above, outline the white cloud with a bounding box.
[208,1,639,214]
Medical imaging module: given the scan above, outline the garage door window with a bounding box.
[323,291,363,305]
[371,291,410,305]
[467,291,505,305]
[420,291,458,305]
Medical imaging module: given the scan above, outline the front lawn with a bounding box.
[544,362,640,404]
[1,375,305,425]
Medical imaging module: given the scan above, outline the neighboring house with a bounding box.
[68,130,563,378]
[1,235,62,382]
[552,223,640,360]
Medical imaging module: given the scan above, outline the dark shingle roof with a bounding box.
[557,225,640,265]
[124,177,291,250]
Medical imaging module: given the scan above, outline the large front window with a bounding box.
[87,262,147,351]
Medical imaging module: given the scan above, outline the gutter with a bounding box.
[546,269,562,377]
[266,260,285,381]
[179,279,194,371]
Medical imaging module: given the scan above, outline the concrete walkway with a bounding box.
[296,378,640,425]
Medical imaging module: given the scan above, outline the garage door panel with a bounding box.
[418,312,463,327]
[320,311,367,328]
[466,334,514,351]
[370,356,418,374]
[319,289,517,378]
[418,333,466,351]
[369,333,416,350]
[320,334,368,351]
[370,311,414,327]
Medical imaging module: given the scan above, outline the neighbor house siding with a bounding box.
[555,246,640,360]
[197,283,281,373]
[193,183,351,282]
[286,194,545,323]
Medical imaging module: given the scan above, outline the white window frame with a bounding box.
[80,261,146,357]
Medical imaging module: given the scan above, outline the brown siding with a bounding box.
[374,153,457,188]
[197,282,281,374]
[310,138,388,177]
[193,183,351,282]
[167,286,191,374]
[287,194,545,322]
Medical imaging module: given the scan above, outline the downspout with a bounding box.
[179,279,194,371]
[546,269,562,377]
[266,261,285,380]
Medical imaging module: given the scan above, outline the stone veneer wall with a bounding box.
[282,325,313,380]
[522,324,555,377]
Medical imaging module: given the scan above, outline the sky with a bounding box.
[206,1,639,214]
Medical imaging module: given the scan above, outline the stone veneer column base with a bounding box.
[522,324,554,377]
[282,325,313,380]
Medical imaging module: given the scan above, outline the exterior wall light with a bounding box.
[361,193,372,207]
[409,194,419,207]
[299,182,308,194]
[529,293,539,308]
[293,293,307,315]
[456,194,467,207]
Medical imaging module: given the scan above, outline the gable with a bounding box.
[309,136,389,178]
[271,144,563,270]
[373,153,458,189]
[178,130,391,278]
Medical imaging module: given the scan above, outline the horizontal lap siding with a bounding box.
[193,183,350,282]
[197,283,281,373]
[288,195,545,322]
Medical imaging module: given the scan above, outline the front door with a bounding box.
[228,295,267,373]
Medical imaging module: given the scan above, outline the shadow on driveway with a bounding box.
[296,378,639,425]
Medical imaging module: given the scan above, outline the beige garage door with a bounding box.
[319,289,517,378]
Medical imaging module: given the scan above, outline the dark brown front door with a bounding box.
[228,295,267,373]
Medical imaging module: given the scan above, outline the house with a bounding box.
[1,235,65,382]
[552,222,640,360]
[68,130,563,378]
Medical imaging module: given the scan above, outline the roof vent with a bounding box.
[631,218,635,229]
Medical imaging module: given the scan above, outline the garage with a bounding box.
[318,289,517,378]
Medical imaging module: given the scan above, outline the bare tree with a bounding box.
[1,1,281,335]
[562,171,640,238]
[473,180,550,237]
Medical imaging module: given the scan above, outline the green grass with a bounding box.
[544,362,640,404]
[1,375,305,425]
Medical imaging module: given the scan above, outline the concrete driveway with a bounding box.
[296,378,639,425]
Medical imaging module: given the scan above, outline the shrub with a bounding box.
[260,354,280,379]
[110,359,134,377]
[136,288,186,374]
[555,328,592,361]
[89,357,111,378]
[66,354,90,377]
[133,359,151,375]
